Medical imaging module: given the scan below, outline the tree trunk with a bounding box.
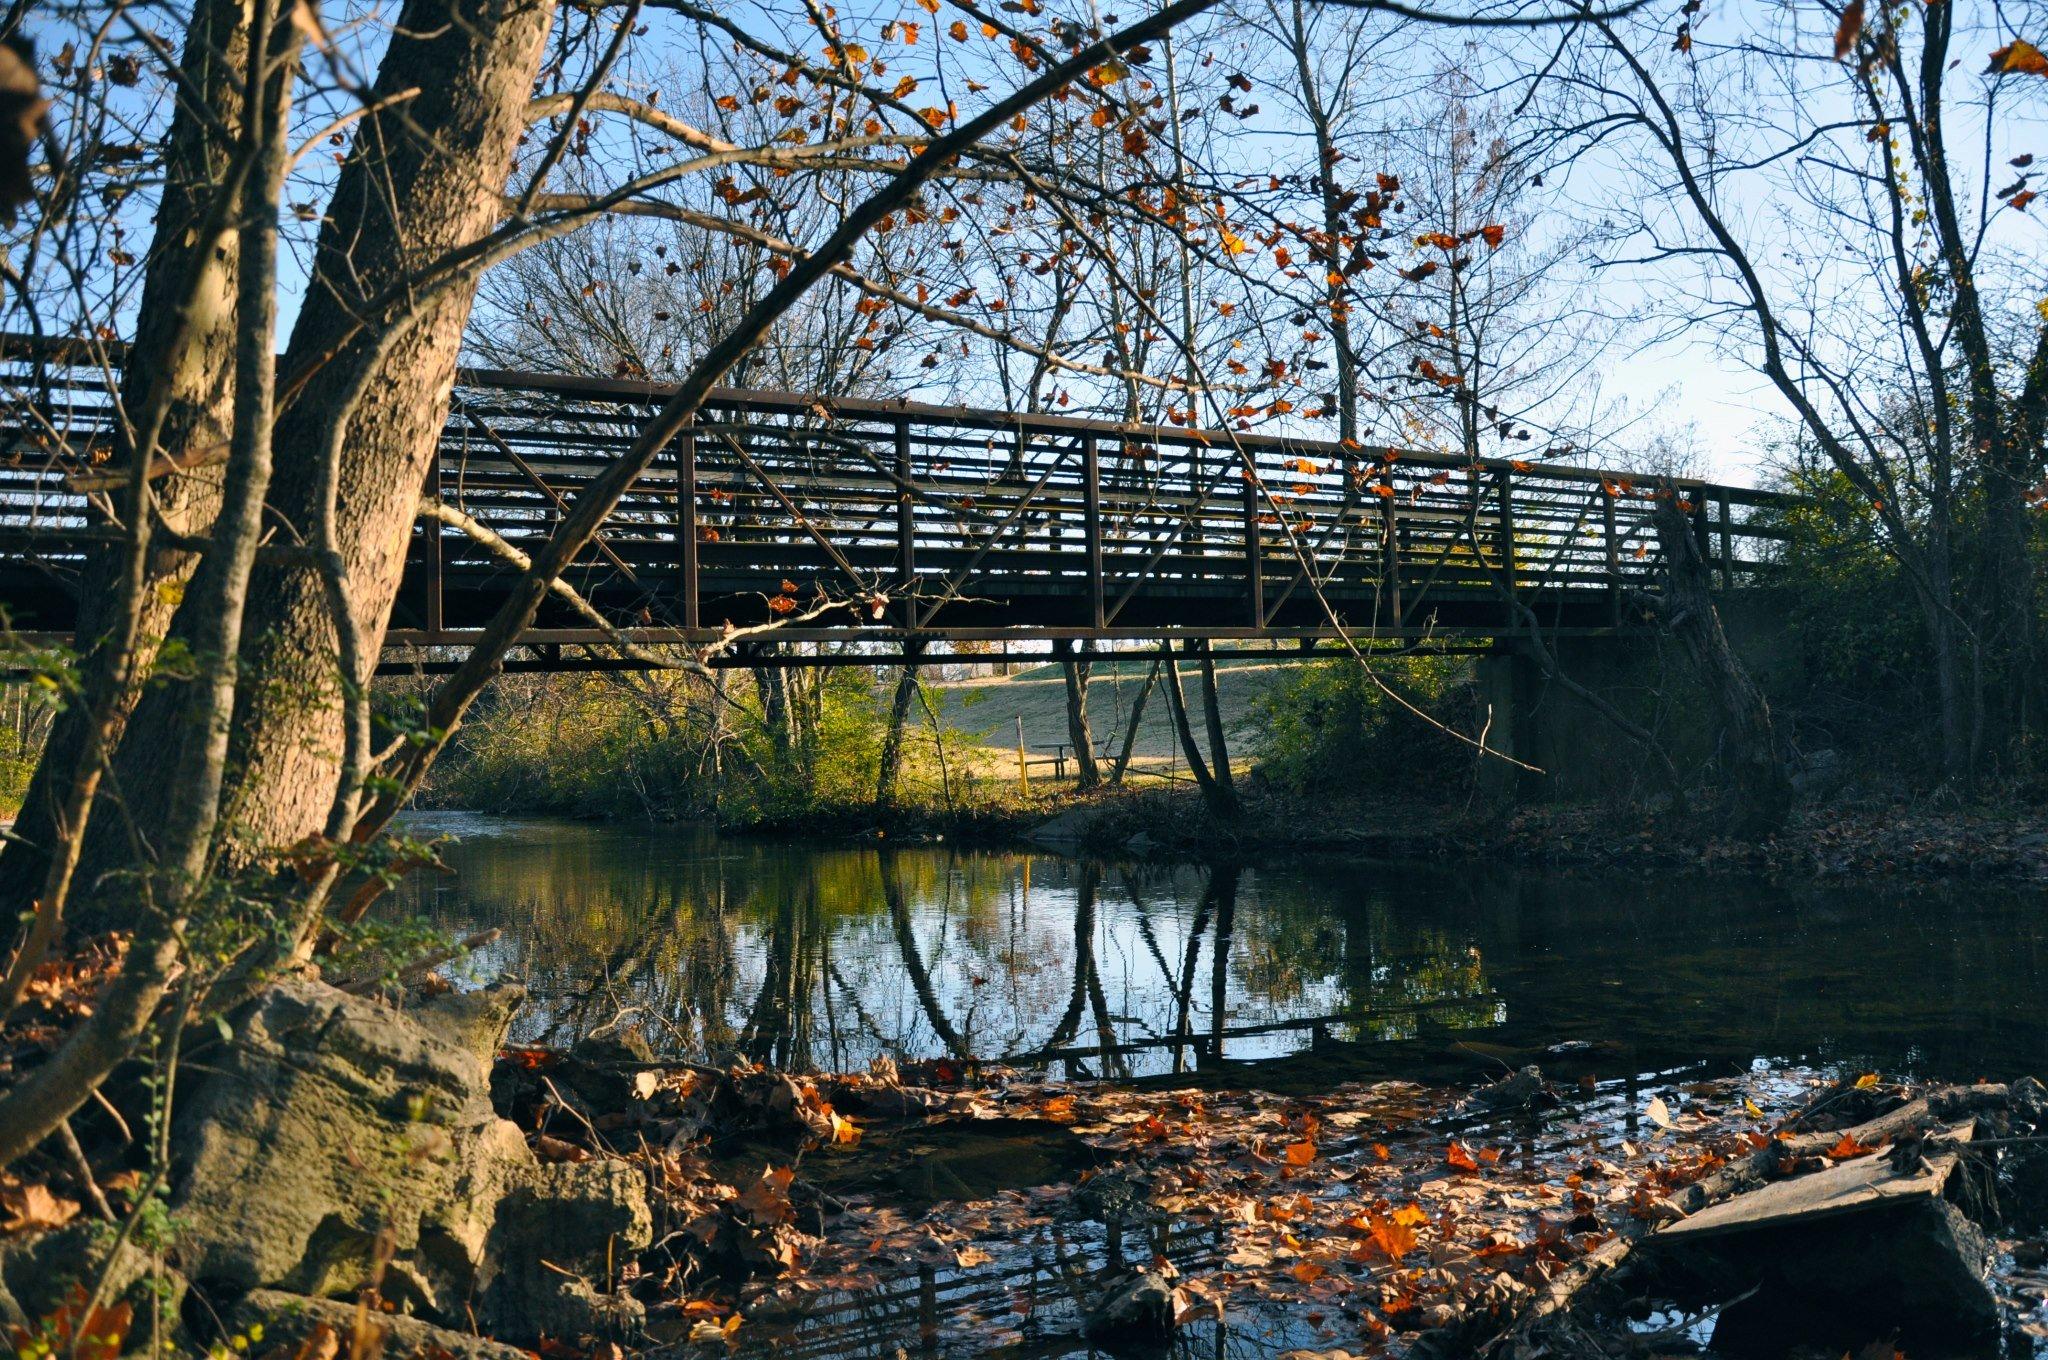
[1160,640,1237,818]
[1108,659,1159,787]
[1194,641,1236,809]
[75,0,559,889]
[1059,641,1100,790]
[1648,493,1790,837]
[875,643,923,811]
[0,0,251,909]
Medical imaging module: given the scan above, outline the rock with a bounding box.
[0,1222,186,1347]
[1789,748,1843,797]
[1024,808,1099,848]
[1082,1269,1177,1343]
[172,978,653,1344]
[1460,1064,1551,1113]
[230,1290,530,1360]
[1069,1168,1162,1227]
[1703,1196,1995,1354]
[171,979,532,1301]
[1649,1126,1997,1350]
[482,1157,652,1340]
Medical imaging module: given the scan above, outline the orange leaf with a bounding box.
[1834,0,1864,61]
[1283,1139,1316,1167]
[1284,1260,1326,1284]
[1827,1132,1883,1159]
[1988,38,2048,76]
[1370,1217,1417,1259]
[1445,1140,1480,1173]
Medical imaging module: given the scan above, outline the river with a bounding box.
[393,812,2048,1086]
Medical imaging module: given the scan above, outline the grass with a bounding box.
[928,657,1294,784]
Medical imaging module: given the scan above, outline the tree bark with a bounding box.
[1108,659,1159,787]
[1160,640,1237,818]
[875,643,924,810]
[1649,492,1791,837]
[75,0,559,889]
[1194,641,1236,808]
[0,0,251,908]
[1058,641,1100,790]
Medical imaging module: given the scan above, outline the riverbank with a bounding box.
[10,954,2044,1360]
[711,780,2048,885]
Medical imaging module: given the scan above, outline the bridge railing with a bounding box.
[427,369,1794,638]
[0,341,1797,647]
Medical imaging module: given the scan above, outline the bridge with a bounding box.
[1,350,1792,670]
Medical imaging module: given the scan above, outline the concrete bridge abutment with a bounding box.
[1474,594,1797,804]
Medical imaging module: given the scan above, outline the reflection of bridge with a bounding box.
[2,354,1794,667]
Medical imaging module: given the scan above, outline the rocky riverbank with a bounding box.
[7,962,2048,1360]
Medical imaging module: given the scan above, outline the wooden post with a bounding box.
[422,444,443,636]
[1243,462,1263,629]
[895,418,916,631]
[1014,714,1032,794]
[1496,467,1517,626]
[1717,490,1734,591]
[678,420,699,631]
[1082,433,1105,630]
[1381,489,1403,628]
[1602,484,1620,627]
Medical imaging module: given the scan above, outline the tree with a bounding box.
[1530,0,2048,782]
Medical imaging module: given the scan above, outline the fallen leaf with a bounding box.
[1645,1096,1673,1130]
[0,1182,81,1234]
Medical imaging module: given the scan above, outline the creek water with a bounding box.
[394,812,2048,1087]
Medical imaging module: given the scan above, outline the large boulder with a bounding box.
[171,979,649,1344]
[172,980,532,1300]
[230,1290,532,1360]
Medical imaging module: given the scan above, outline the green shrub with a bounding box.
[1250,655,1477,797]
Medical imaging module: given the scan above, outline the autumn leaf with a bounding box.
[767,595,798,615]
[1743,1095,1765,1119]
[1987,38,2048,76]
[1366,1216,1417,1259]
[1833,0,1864,62]
[1282,1139,1316,1167]
[1645,1096,1673,1129]
[1479,223,1506,249]
[1391,1203,1428,1227]
[1827,1131,1883,1159]
[0,1182,81,1234]
[1854,1072,1880,1090]
[1445,1140,1480,1173]
[1285,1260,1326,1284]
[948,19,968,39]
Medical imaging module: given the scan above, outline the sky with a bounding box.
[12,0,2044,493]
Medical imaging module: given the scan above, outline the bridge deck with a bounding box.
[1,350,1792,667]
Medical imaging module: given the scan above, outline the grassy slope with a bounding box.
[927,657,1295,783]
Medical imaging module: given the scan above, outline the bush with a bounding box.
[412,662,985,825]
[1250,655,1477,797]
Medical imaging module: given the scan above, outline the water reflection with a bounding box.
[392,813,2048,1083]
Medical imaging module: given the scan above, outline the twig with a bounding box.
[57,1118,114,1221]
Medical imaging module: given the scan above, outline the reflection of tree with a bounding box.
[1042,864,1095,1066]
[1208,867,1238,1064]
[882,850,971,1061]
[740,883,829,1068]
[399,823,1514,1075]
